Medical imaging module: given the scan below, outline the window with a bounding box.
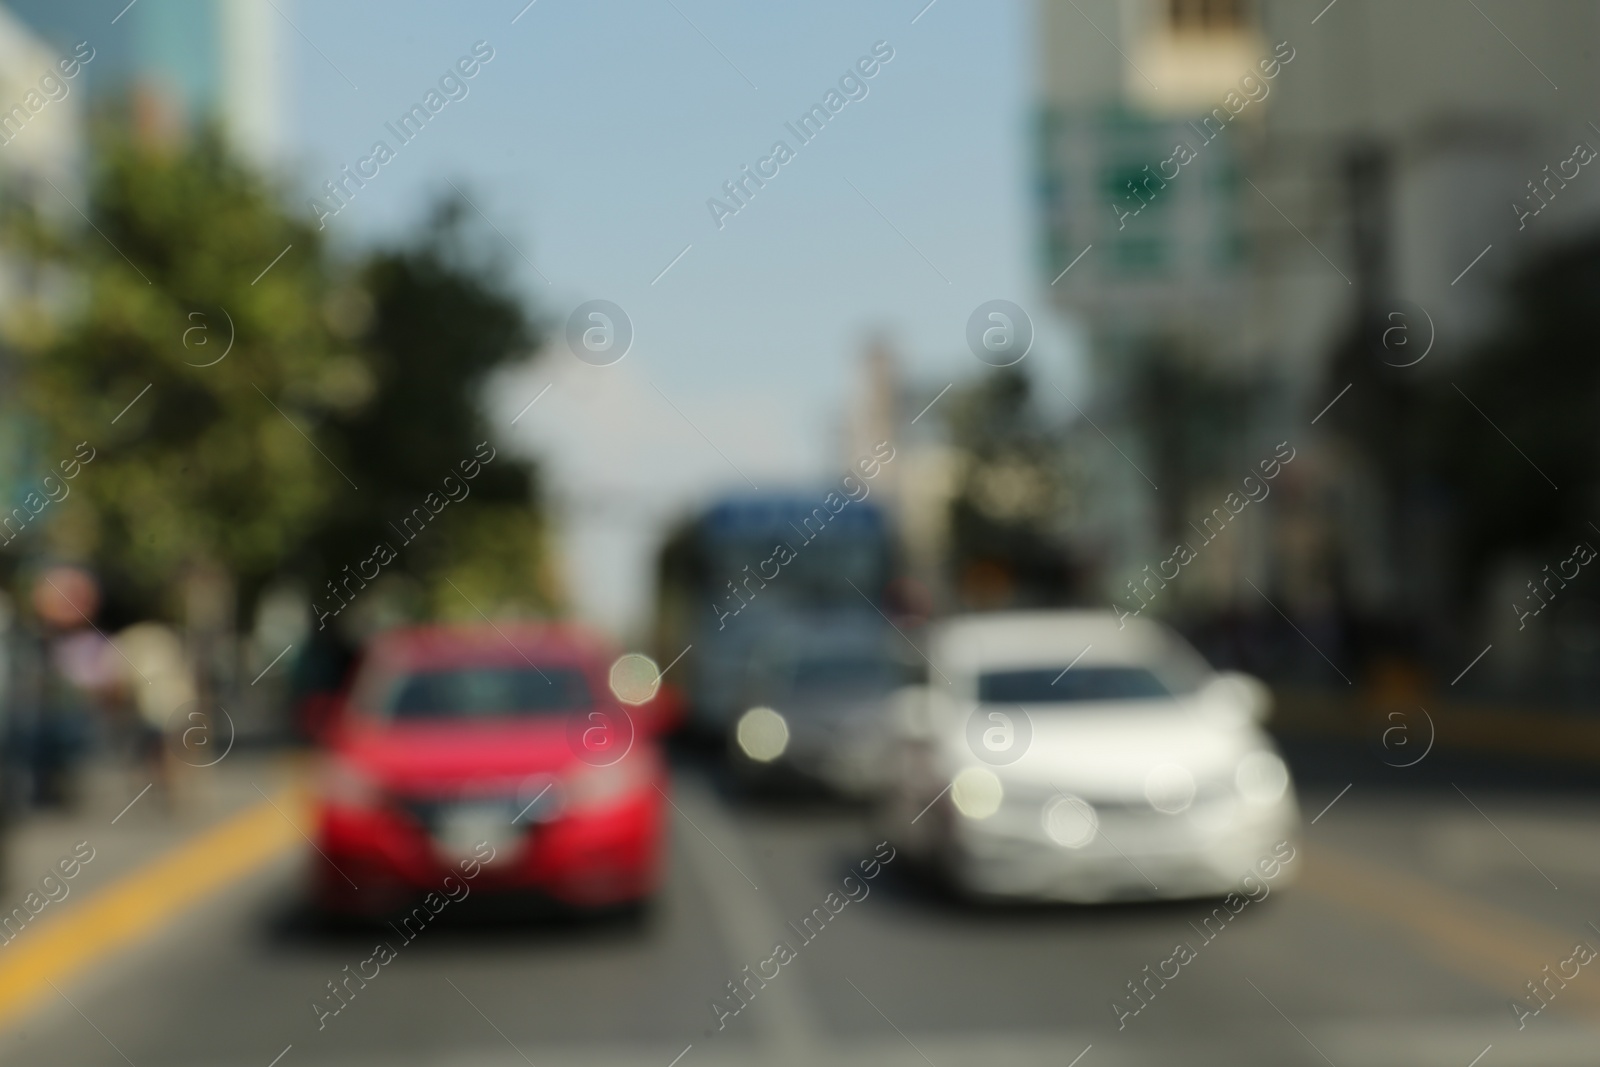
[978,666,1173,704]
[370,666,592,721]
[1112,236,1167,272]
[1106,163,1169,208]
[790,656,906,695]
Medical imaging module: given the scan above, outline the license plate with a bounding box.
[433,802,521,863]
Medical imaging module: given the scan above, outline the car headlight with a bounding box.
[1235,751,1290,805]
[320,760,381,809]
[951,766,1003,819]
[736,706,789,762]
[1042,793,1098,847]
[565,758,650,811]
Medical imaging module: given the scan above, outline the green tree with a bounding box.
[1422,236,1600,609]
[306,198,557,628]
[7,130,352,612]
[6,135,555,639]
[1323,232,1600,625]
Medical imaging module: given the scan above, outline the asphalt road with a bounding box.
[2,747,1599,1067]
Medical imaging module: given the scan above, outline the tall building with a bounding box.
[1036,0,1600,622]
[0,0,284,554]
[0,5,81,188]
[0,6,86,522]
[0,0,282,164]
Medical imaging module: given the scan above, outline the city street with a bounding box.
[1,747,1597,1067]
[1,2,1597,1065]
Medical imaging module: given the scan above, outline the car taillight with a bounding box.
[320,760,381,809]
[564,758,650,811]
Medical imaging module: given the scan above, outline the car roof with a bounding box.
[363,622,614,673]
[929,610,1210,677]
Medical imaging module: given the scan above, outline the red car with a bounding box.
[310,623,675,917]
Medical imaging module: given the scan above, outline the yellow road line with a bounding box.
[1303,844,1600,1018]
[0,786,307,1030]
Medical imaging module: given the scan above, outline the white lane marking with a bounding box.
[670,776,824,1058]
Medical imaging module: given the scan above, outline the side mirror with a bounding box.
[1202,671,1273,724]
[298,691,343,744]
[639,684,686,736]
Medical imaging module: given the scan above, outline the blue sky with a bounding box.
[280,0,1084,632]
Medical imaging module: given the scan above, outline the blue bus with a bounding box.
[654,491,896,734]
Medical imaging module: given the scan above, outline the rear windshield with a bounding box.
[978,666,1172,704]
[369,666,592,721]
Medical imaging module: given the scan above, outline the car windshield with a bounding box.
[978,665,1172,704]
[371,666,591,721]
[790,656,902,694]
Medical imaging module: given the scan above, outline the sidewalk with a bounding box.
[0,748,310,1029]
[4,748,305,906]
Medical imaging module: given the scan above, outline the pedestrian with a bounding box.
[112,622,196,810]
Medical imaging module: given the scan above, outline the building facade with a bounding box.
[1037,0,1600,640]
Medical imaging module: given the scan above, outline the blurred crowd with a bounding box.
[0,565,202,815]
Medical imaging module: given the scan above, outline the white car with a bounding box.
[882,610,1299,903]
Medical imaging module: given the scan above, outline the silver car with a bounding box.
[728,631,914,798]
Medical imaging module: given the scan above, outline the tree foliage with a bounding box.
[1430,236,1600,581]
[11,130,349,606]
[308,200,558,624]
[1325,231,1600,615]
[6,133,555,625]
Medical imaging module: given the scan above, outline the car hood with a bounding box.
[337,719,583,790]
[941,701,1271,799]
